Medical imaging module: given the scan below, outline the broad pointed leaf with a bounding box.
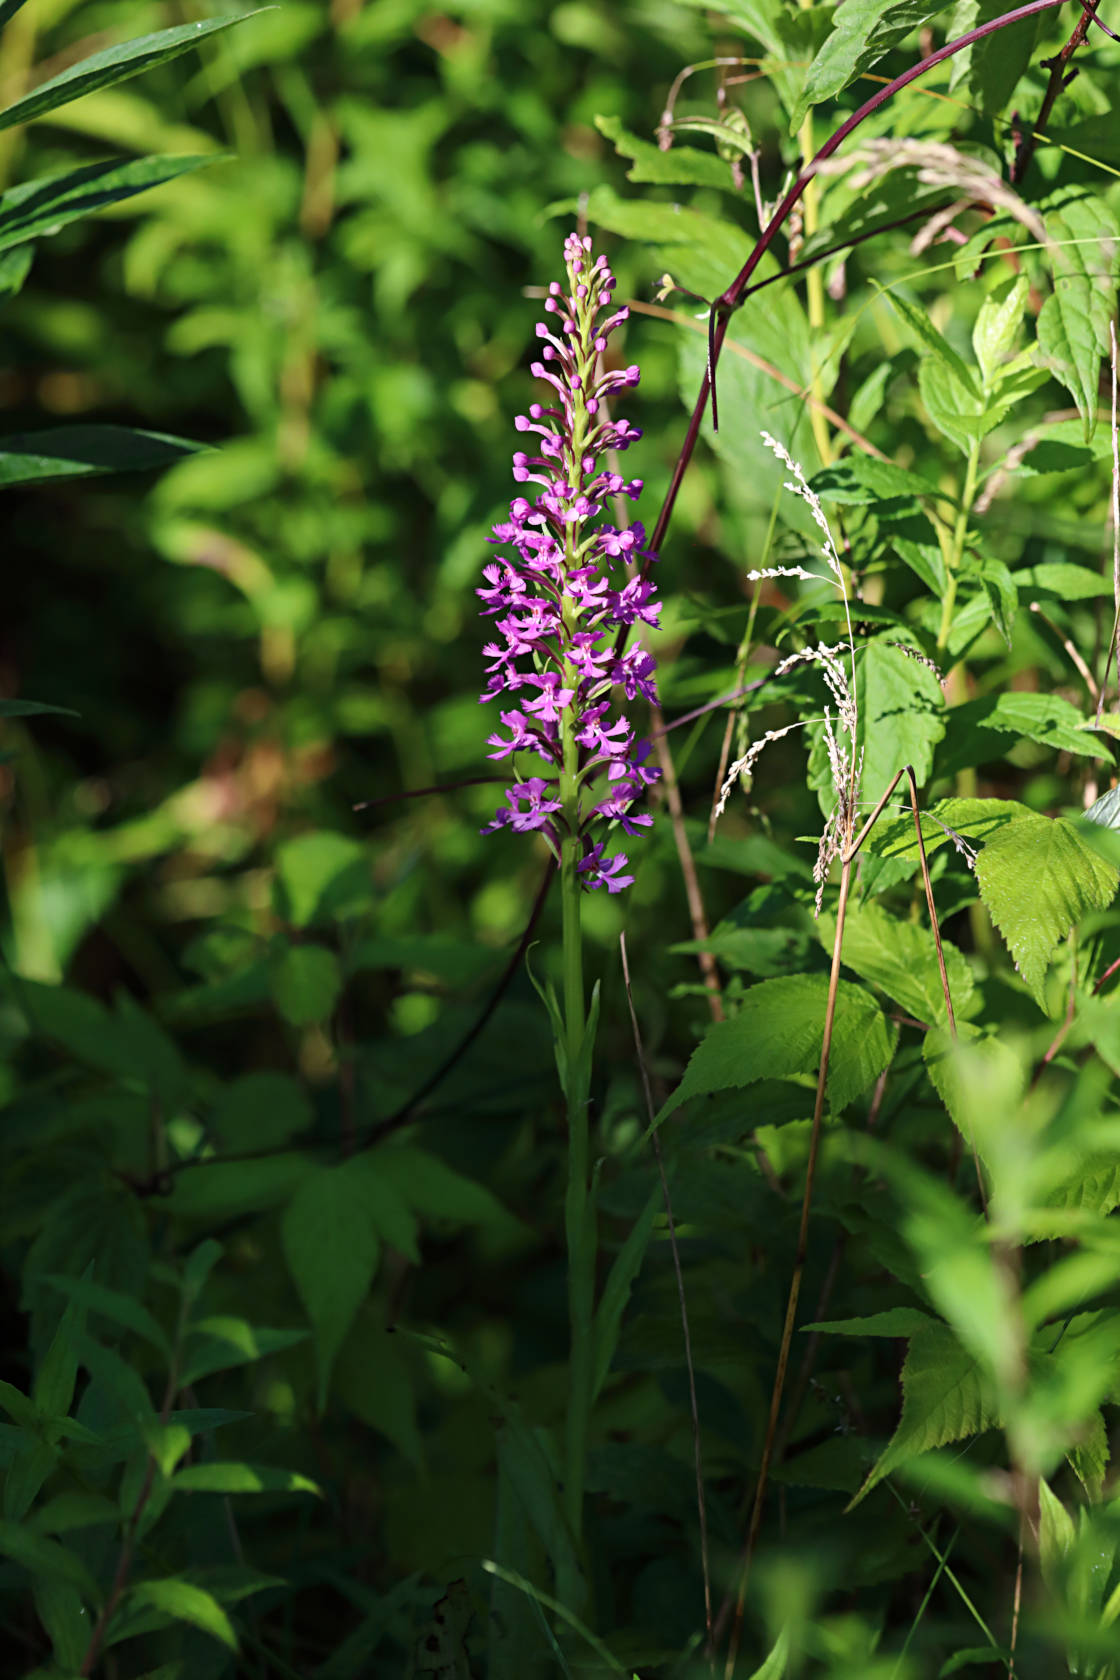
[655,973,896,1125]
[975,813,1118,1004]
[0,15,254,133]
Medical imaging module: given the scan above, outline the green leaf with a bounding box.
[1013,561,1111,599]
[0,425,203,487]
[268,941,341,1026]
[0,1520,99,1601]
[591,1185,660,1403]
[972,276,1029,389]
[865,795,1026,863]
[854,636,946,805]
[33,1577,88,1672]
[594,113,734,190]
[0,696,76,718]
[0,1,32,31]
[31,1491,118,1534]
[810,456,940,506]
[122,1578,236,1651]
[655,973,897,1125]
[273,830,369,927]
[378,1146,522,1235]
[937,691,1105,778]
[181,1317,307,1388]
[163,1155,308,1221]
[975,813,1118,1003]
[44,1276,169,1359]
[210,1072,312,1151]
[745,1628,791,1680]
[886,290,976,393]
[794,0,951,126]
[334,1321,424,1470]
[0,16,255,133]
[0,156,218,258]
[853,1320,996,1504]
[281,1161,382,1408]
[33,1287,88,1421]
[818,897,973,1026]
[806,1307,935,1336]
[923,1024,1026,1162]
[172,1462,320,1497]
[581,182,751,301]
[1036,194,1120,439]
[1038,1478,1075,1589]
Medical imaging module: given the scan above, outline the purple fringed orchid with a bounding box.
[478,232,660,893]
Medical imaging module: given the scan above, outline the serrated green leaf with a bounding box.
[0,156,218,258]
[805,1307,935,1336]
[810,456,940,505]
[655,973,897,1125]
[852,1320,996,1504]
[923,1024,1025,1163]
[794,0,950,126]
[0,16,255,133]
[172,1462,320,1497]
[594,113,734,189]
[818,897,973,1026]
[975,813,1118,1003]
[281,1161,381,1409]
[866,795,1026,862]
[1036,195,1120,439]
[938,691,1105,779]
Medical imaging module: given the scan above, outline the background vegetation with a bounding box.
[5,0,1120,1675]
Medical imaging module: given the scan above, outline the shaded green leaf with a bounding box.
[1036,195,1120,439]
[268,941,341,1026]
[853,1320,996,1503]
[655,973,896,1125]
[281,1161,382,1408]
[795,0,950,126]
[818,898,973,1026]
[181,1317,308,1388]
[0,425,203,487]
[0,1519,99,1601]
[975,813,1118,1003]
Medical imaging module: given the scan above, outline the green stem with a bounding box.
[937,439,981,653]
[559,582,594,1558]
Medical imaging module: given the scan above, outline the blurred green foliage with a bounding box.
[6,0,1120,1674]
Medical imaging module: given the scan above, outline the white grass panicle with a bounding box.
[714,435,862,913]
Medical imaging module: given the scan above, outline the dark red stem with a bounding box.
[646,0,1073,563]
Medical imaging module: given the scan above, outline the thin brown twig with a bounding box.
[1029,601,1101,709]
[651,706,725,1023]
[1102,319,1120,722]
[630,300,892,463]
[720,851,855,1675]
[908,767,957,1040]
[620,932,713,1662]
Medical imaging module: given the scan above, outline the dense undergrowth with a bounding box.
[4,0,1120,1675]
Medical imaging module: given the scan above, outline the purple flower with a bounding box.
[477,233,660,890]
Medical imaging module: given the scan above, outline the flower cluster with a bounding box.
[478,233,660,892]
